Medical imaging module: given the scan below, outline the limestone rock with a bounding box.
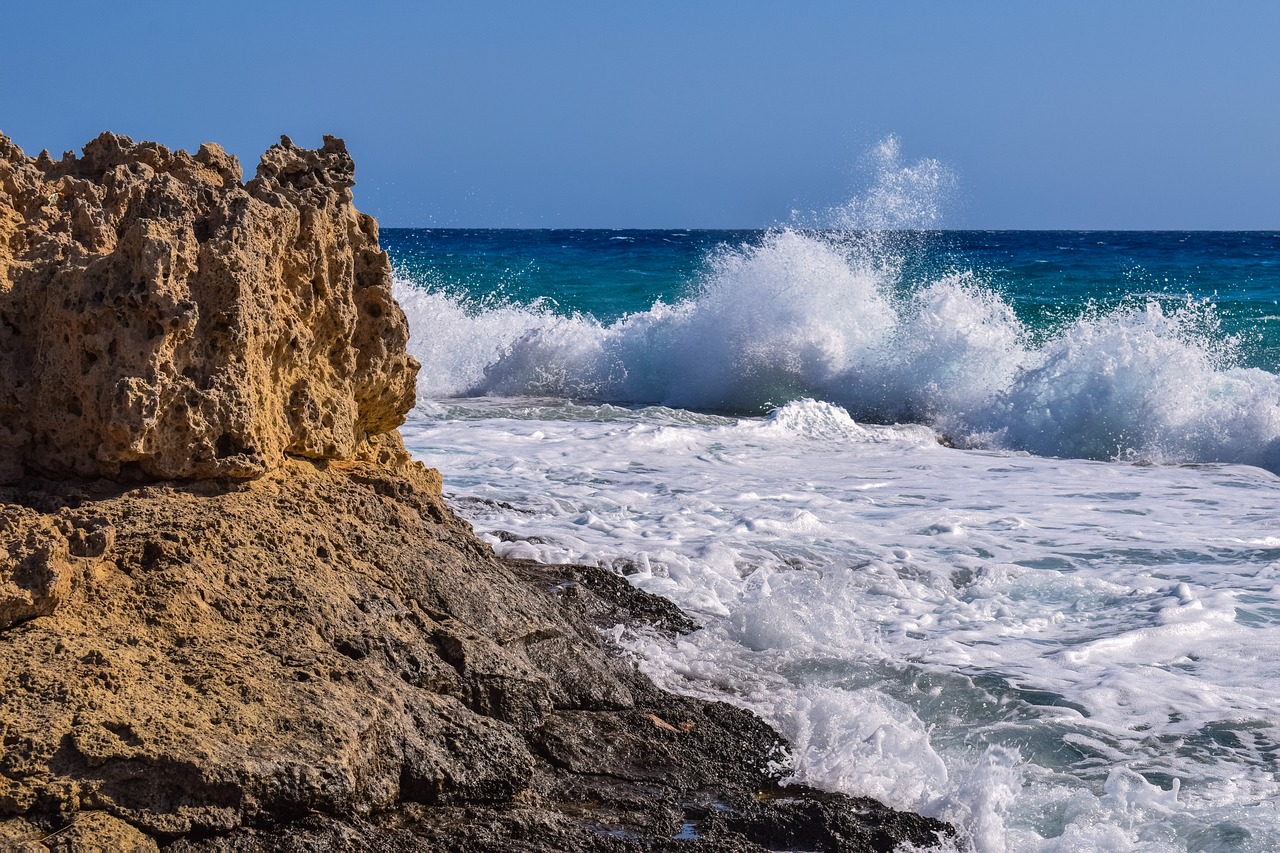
[0,131,418,482]
[0,130,951,851]
[0,513,71,630]
[0,811,159,852]
[0,511,111,630]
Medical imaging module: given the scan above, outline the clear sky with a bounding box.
[2,1,1277,229]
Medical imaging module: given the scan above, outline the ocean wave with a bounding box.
[395,224,1280,473]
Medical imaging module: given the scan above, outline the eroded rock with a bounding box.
[0,131,417,482]
[0,463,952,851]
[0,512,112,630]
[0,513,72,630]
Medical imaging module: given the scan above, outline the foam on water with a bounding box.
[400,399,1280,850]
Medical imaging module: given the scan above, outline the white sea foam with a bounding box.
[400,397,1280,850]
[394,227,1280,473]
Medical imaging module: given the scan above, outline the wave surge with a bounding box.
[396,227,1280,473]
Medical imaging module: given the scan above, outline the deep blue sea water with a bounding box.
[388,228,1280,852]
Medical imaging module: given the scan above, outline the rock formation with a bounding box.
[0,132,952,851]
[0,131,416,482]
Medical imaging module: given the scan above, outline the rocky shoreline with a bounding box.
[0,132,951,851]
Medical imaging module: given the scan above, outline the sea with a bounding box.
[383,204,1280,849]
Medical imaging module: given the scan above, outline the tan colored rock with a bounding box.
[0,513,72,631]
[0,508,114,630]
[0,816,46,851]
[0,461,617,838]
[0,131,418,482]
[0,460,951,851]
[0,811,161,852]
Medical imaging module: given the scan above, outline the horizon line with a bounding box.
[378,226,1280,233]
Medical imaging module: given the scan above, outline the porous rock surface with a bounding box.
[0,131,417,482]
[0,133,952,851]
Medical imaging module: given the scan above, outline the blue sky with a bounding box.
[2,1,1276,228]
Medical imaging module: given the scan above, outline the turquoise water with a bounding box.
[383,229,739,320]
[384,229,1280,370]
[388,228,1280,469]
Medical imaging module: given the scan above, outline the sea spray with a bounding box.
[399,397,1280,848]
[979,300,1280,469]
[390,143,1280,849]
[939,746,1023,853]
[392,137,1280,473]
[394,229,1280,472]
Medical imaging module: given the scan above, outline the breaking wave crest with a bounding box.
[395,225,1280,473]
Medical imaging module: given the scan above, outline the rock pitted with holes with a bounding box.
[0,131,417,482]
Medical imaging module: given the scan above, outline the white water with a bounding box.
[393,224,1280,474]
[401,398,1280,851]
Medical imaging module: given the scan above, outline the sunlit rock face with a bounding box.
[0,131,418,482]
